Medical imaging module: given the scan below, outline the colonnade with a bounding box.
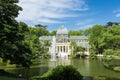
[56,46,69,53]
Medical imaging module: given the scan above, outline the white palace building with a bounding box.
[39,26,90,58]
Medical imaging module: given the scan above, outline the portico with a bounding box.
[56,43,70,56]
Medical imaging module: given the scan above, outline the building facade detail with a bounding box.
[39,26,90,57]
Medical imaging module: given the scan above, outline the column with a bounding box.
[56,46,57,53]
[67,46,69,53]
[68,46,69,54]
[65,46,66,53]
[56,46,58,53]
[62,46,64,52]
[61,46,62,52]
[58,46,59,53]
[64,46,65,52]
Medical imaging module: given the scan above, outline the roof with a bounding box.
[69,36,88,40]
[56,25,68,35]
[39,36,52,41]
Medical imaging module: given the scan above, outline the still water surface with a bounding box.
[4,58,120,79]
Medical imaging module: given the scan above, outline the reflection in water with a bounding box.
[57,58,71,66]
[49,61,56,69]
[49,58,71,69]
[3,58,120,79]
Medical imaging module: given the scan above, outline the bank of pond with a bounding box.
[0,58,120,80]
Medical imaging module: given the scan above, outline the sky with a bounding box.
[16,0,120,31]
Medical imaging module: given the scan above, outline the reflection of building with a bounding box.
[39,25,90,57]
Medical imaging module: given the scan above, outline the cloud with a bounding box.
[16,0,88,24]
[82,24,94,29]
[113,9,120,17]
[75,19,94,29]
[76,19,93,26]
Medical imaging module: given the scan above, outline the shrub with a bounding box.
[32,65,83,80]
[89,53,97,59]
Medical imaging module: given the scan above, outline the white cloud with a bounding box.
[77,24,94,30]
[76,19,93,26]
[113,9,120,17]
[75,19,94,29]
[116,13,120,17]
[16,0,88,24]
[82,24,94,29]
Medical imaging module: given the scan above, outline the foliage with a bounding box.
[0,0,32,67]
[68,30,82,36]
[25,25,50,59]
[31,65,83,80]
[87,24,120,55]
[70,41,77,57]
[103,49,120,71]
[89,53,97,59]
[106,22,120,27]
[102,26,120,50]
[87,25,105,54]
[76,46,86,58]
[40,40,51,58]
[77,46,85,53]
[50,30,57,36]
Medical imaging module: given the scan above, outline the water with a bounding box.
[1,58,120,79]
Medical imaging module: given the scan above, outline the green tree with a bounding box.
[106,22,120,27]
[40,40,51,58]
[0,0,32,67]
[68,30,82,36]
[88,25,105,54]
[26,26,50,59]
[35,24,47,29]
[70,41,77,57]
[50,30,57,36]
[102,26,120,50]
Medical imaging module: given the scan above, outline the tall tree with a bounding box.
[88,25,105,54]
[0,0,32,67]
[106,22,120,27]
[102,26,120,50]
[35,24,47,29]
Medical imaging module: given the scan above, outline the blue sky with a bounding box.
[17,0,120,31]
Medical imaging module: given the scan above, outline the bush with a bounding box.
[32,65,83,80]
[89,53,97,59]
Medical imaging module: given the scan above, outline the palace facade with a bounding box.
[39,26,90,57]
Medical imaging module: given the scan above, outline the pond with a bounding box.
[0,58,120,80]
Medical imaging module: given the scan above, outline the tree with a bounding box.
[35,24,47,29]
[0,0,32,67]
[70,41,77,57]
[106,22,120,27]
[50,30,57,36]
[88,25,105,54]
[40,40,51,58]
[77,46,85,53]
[102,26,120,50]
[68,30,82,36]
[26,26,50,59]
